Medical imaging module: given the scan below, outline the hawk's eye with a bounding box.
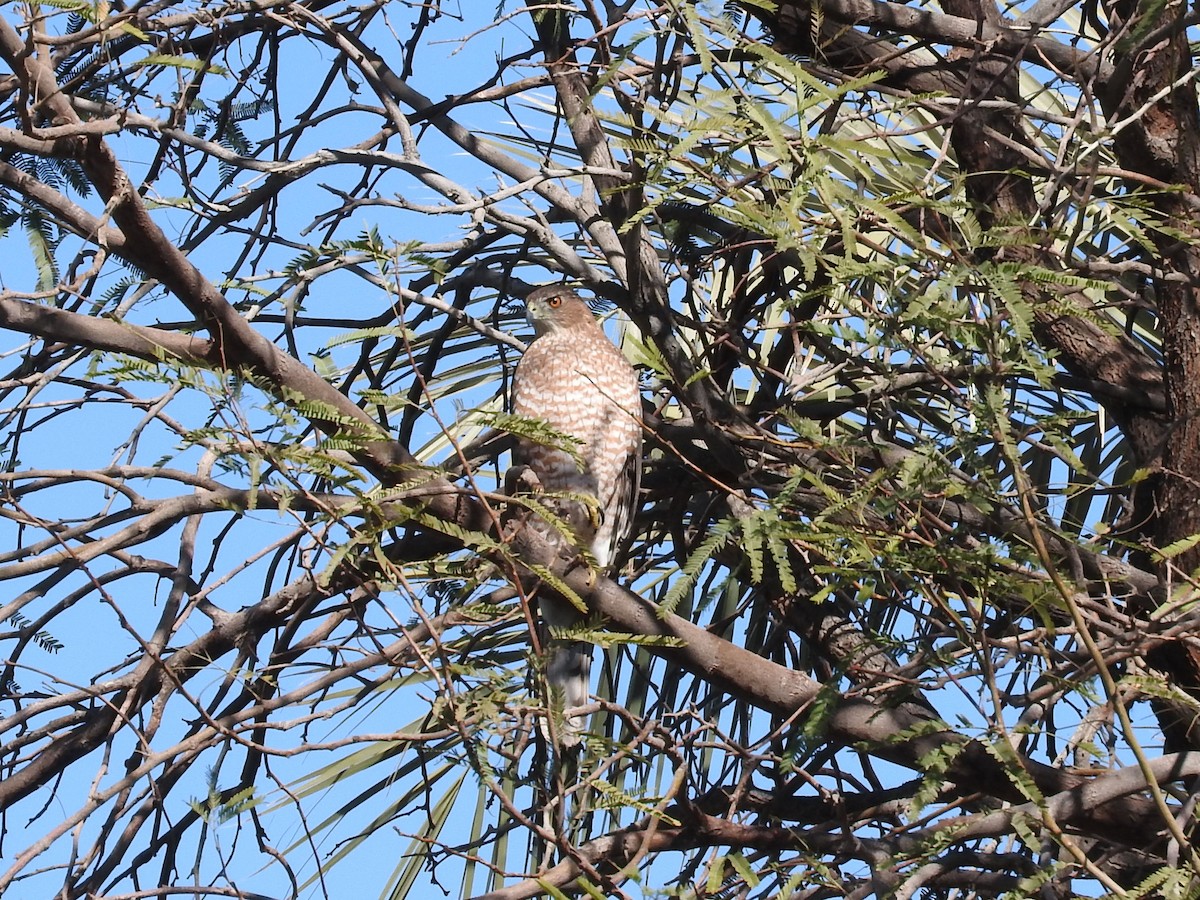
[547,296,562,308]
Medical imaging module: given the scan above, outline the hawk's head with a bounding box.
[524,285,595,337]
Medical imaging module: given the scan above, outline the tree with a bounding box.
[0,0,1198,896]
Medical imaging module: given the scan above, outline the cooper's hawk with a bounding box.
[510,284,642,745]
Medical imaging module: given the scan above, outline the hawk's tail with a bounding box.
[547,638,591,748]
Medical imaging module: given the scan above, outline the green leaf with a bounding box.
[132,53,228,74]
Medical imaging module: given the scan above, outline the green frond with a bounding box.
[22,209,59,291]
[660,518,738,615]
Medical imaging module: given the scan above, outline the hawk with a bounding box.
[510,284,642,745]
